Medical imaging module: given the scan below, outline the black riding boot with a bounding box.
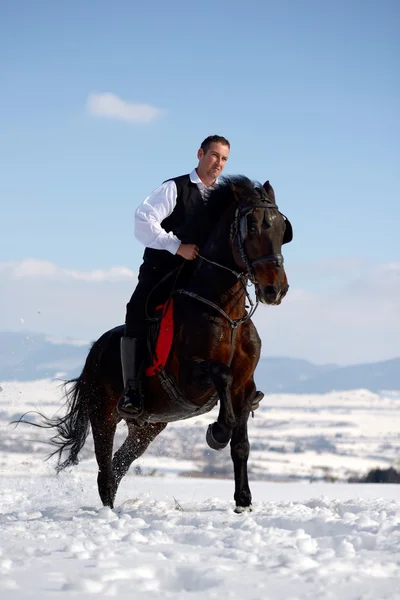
[119,337,143,416]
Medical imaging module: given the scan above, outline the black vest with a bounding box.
[143,174,209,270]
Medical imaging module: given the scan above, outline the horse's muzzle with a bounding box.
[258,284,289,305]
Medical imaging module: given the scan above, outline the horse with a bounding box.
[24,176,292,513]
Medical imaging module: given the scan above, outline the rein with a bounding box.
[176,255,259,367]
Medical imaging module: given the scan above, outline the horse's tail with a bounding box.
[13,327,120,472]
[13,373,91,473]
[48,375,91,472]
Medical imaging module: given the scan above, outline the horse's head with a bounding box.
[229,177,292,305]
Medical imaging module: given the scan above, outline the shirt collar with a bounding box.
[189,169,219,188]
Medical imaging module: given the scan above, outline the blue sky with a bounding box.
[1,0,399,364]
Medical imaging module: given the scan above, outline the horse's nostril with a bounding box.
[264,285,276,296]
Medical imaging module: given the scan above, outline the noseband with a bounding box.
[231,200,284,284]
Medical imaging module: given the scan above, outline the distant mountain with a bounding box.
[0,332,399,392]
[254,357,338,392]
[254,356,400,393]
[0,331,90,382]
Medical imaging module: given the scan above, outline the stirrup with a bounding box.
[117,386,143,416]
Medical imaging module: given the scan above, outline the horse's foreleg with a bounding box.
[112,422,167,488]
[205,363,236,451]
[181,359,236,450]
[90,409,118,509]
[230,412,252,512]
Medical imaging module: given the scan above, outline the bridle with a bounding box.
[230,199,285,285]
[176,196,289,366]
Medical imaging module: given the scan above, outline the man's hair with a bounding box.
[200,135,230,153]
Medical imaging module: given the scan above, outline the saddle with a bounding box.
[126,298,217,426]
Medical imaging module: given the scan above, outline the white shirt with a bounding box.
[135,169,218,255]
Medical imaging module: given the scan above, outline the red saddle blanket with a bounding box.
[145,299,174,376]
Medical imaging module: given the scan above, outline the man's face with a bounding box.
[197,142,230,183]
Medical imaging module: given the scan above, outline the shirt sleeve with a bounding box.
[134,180,181,255]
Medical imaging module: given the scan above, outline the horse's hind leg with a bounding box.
[89,404,118,509]
[112,422,167,490]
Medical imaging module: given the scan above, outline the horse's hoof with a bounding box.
[234,505,253,514]
[206,424,229,451]
[250,390,264,412]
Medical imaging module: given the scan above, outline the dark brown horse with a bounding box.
[29,176,292,513]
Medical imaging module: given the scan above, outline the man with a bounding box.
[120,135,231,415]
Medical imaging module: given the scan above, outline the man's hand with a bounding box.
[176,243,199,260]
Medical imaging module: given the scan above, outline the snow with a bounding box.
[0,380,400,599]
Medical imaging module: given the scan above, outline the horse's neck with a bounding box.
[185,220,247,318]
[187,265,246,318]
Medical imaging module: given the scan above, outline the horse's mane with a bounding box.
[207,175,268,212]
[184,176,264,255]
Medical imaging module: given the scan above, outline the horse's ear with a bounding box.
[263,180,276,204]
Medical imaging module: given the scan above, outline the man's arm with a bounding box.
[134,180,199,259]
[135,180,181,254]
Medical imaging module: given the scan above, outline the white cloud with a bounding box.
[44,336,90,347]
[11,259,57,278]
[1,260,135,282]
[87,92,165,124]
[253,262,400,365]
[290,257,366,275]
[0,260,136,343]
[65,266,135,282]
[1,259,399,365]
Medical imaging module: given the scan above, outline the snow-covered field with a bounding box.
[0,380,399,599]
